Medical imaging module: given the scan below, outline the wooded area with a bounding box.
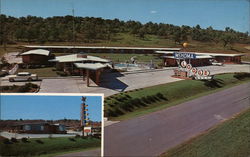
[0,14,249,46]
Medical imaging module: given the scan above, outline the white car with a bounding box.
[211,62,223,66]
[9,72,38,82]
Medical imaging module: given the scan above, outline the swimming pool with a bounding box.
[115,63,138,68]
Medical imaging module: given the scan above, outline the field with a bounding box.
[161,108,250,157]
[0,136,100,156]
[1,33,250,61]
[105,73,250,120]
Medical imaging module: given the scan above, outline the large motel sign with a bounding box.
[173,52,212,80]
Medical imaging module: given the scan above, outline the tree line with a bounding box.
[0,14,249,47]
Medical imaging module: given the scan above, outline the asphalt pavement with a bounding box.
[104,82,250,156]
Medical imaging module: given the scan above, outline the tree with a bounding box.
[138,27,146,39]
[220,33,236,48]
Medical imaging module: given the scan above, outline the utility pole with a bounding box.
[72,6,76,49]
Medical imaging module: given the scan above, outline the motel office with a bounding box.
[157,51,243,67]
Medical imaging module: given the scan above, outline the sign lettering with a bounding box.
[174,52,196,59]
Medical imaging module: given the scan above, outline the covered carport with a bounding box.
[74,63,109,87]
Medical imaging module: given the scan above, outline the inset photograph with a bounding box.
[0,93,103,157]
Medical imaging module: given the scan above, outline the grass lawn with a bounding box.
[1,33,249,57]
[161,108,250,157]
[35,147,99,157]
[0,83,39,93]
[105,73,250,121]
[0,136,101,156]
[18,67,59,77]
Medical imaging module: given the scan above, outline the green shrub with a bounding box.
[3,138,12,144]
[10,138,18,143]
[35,139,44,144]
[234,72,250,80]
[68,137,76,142]
[75,135,81,138]
[56,71,68,76]
[21,137,29,143]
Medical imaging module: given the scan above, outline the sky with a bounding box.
[0,95,102,121]
[1,0,249,33]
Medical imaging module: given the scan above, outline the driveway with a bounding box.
[38,69,182,95]
[39,78,81,93]
[104,83,250,156]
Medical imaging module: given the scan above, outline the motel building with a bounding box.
[156,51,244,67]
[19,49,54,67]
[10,122,66,134]
[49,53,112,86]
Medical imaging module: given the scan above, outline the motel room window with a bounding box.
[24,125,31,130]
[41,126,44,131]
[59,125,65,131]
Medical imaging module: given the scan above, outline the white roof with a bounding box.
[196,52,244,57]
[156,51,244,57]
[74,63,108,70]
[20,49,50,56]
[50,54,110,63]
[23,45,181,51]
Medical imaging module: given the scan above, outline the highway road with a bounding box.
[104,82,250,156]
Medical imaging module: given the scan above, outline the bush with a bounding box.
[26,83,38,88]
[56,71,68,76]
[234,72,250,80]
[21,137,29,143]
[1,86,10,91]
[75,134,81,138]
[68,137,76,142]
[156,93,167,100]
[141,97,150,104]
[35,139,44,144]
[3,138,12,144]
[10,137,18,143]
[18,85,30,92]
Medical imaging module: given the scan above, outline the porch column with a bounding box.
[82,69,85,81]
[86,70,90,87]
[95,69,101,86]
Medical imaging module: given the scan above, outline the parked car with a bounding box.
[211,62,223,66]
[9,72,38,82]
